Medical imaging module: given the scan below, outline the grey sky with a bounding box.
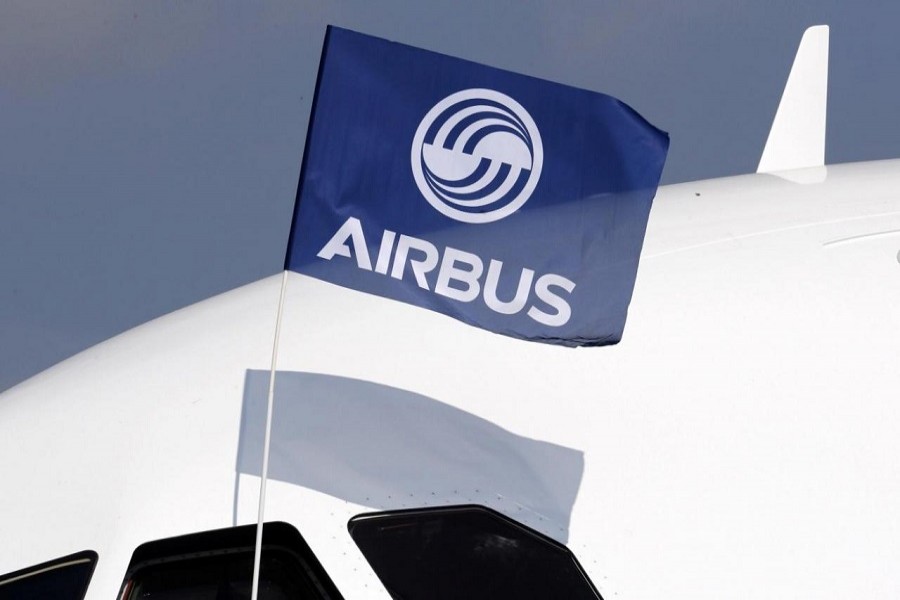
[2,0,899,391]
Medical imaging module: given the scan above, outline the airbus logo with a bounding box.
[315,91,573,327]
[410,89,543,224]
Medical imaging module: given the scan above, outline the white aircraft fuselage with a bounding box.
[2,159,899,599]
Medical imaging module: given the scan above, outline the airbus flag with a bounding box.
[285,27,669,346]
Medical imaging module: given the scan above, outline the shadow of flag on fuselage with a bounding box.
[236,370,584,543]
[285,26,669,347]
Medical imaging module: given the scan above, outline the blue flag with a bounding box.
[285,27,668,347]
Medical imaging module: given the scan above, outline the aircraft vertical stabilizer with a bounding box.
[757,25,829,173]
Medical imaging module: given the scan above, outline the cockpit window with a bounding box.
[119,522,341,600]
[348,505,602,600]
[0,550,97,600]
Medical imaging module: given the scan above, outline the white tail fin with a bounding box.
[757,25,829,173]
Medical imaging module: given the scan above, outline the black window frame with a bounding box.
[118,521,343,600]
[348,504,603,600]
[0,549,98,600]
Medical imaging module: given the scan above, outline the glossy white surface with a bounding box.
[2,160,899,599]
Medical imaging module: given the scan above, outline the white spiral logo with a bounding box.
[411,89,543,224]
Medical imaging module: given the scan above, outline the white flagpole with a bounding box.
[251,270,290,600]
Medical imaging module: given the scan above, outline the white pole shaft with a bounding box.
[251,270,290,600]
